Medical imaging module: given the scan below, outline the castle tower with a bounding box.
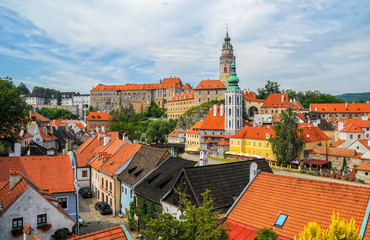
[219,28,235,87]
[225,62,243,135]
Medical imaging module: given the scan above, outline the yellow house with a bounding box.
[167,92,195,119]
[185,120,203,152]
[229,126,275,158]
[298,125,330,160]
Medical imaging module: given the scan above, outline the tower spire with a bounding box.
[219,26,235,87]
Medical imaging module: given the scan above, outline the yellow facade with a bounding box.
[185,132,200,151]
[167,97,195,119]
[229,138,273,158]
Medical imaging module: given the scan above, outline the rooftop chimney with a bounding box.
[213,104,218,117]
[250,162,258,182]
[220,104,224,117]
[104,136,109,146]
[281,94,284,102]
[345,102,348,107]
[10,169,20,190]
[199,150,208,166]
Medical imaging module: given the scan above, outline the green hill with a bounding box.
[335,92,370,102]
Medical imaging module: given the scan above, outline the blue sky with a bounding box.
[0,0,369,94]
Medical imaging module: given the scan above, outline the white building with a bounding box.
[25,92,44,105]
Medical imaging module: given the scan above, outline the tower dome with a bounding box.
[226,62,241,91]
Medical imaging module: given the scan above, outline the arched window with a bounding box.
[229,96,231,104]
[229,108,231,116]
[236,96,239,105]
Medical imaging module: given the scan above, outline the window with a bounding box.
[106,180,108,188]
[350,134,353,139]
[110,182,112,191]
[37,214,47,225]
[125,187,127,195]
[110,198,112,206]
[82,170,87,177]
[12,217,23,229]
[106,196,108,202]
[58,198,67,208]
[358,134,361,139]
[101,177,104,185]
[366,172,368,176]
[274,214,288,228]
[130,190,133,199]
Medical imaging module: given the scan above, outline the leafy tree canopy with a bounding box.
[269,107,304,165]
[51,228,72,240]
[32,86,61,104]
[144,190,229,240]
[282,89,344,108]
[295,211,362,240]
[146,120,172,143]
[257,80,281,99]
[0,77,30,143]
[36,107,78,120]
[146,101,166,118]
[17,82,30,94]
[254,228,279,240]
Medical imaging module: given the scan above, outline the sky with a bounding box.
[0,0,369,95]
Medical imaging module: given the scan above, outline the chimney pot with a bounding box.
[213,104,218,117]
[10,169,20,190]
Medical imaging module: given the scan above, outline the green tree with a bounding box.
[0,77,30,143]
[146,120,171,143]
[257,80,281,99]
[254,228,279,240]
[146,101,166,118]
[144,190,229,240]
[17,82,30,94]
[51,228,72,240]
[342,157,347,172]
[295,211,362,240]
[269,108,304,165]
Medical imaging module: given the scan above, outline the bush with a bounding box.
[51,228,72,240]
[254,228,279,240]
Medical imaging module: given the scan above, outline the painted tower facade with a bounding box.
[225,62,243,135]
[219,29,235,87]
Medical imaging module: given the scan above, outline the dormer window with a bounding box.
[274,214,288,228]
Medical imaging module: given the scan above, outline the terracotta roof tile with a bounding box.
[358,139,370,150]
[217,140,229,146]
[194,80,226,90]
[340,123,365,133]
[311,103,370,113]
[200,106,225,130]
[0,156,75,193]
[261,93,304,110]
[331,140,345,147]
[186,121,203,134]
[87,112,112,121]
[309,146,358,158]
[231,126,275,140]
[30,110,51,122]
[183,83,192,89]
[298,126,330,143]
[355,161,370,171]
[0,177,29,216]
[168,129,186,138]
[227,172,370,240]
[168,92,195,102]
[242,91,265,103]
[69,225,127,239]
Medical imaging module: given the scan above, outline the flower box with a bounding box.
[37,223,52,232]
[12,229,23,238]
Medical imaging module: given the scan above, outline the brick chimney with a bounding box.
[10,169,20,190]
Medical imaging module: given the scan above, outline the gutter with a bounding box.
[120,224,133,240]
[360,196,370,238]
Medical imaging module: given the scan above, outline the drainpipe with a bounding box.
[360,197,370,238]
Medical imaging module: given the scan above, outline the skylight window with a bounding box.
[274,214,288,228]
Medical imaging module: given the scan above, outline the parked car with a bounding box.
[95,201,113,215]
[78,216,83,226]
[78,187,92,198]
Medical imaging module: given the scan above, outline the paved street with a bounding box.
[78,196,127,235]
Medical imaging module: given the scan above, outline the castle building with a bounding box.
[219,29,235,87]
[225,62,243,135]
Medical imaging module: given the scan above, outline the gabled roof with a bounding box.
[69,225,127,239]
[298,126,329,143]
[226,172,370,240]
[168,129,186,138]
[183,83,192,90]
[296,112,306,122]
[0,156,75,193]
[344,117,370,128]
[311,103,370,113]
[118,146,169,186]
[186,120,203,134]
[307,146,359,158]
[231,126,275,140]
[340,123,365,133]
[162,159,273,213]
[30,110,50,122]
[356,161,370,171]
[135,157,195,204]
[87,112,112,121]
[168,92,195,102]
[194,80,226,90]
[98,142,141,176]
[242,91,265,103]
[358,139,370,150]
[217,140,229,146]
[200,106,225,130]
[261,93,303,110]
[318,119,335,131]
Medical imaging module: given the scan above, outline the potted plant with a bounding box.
[38,223,52,232]
[11,229,23,237]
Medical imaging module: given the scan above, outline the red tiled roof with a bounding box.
[186,120,203,134]
[261,93,304,110]
[309,146,358,158]
[242,91,265,103]
[87,112,112,121]
[69,225,127,239]
[97,143,141,176]
[340,123,365,133]
[202,134,230,139]
[300,159,331,165]
[0,177,29,216]
[183,83,192,89]
[39,127,57,140]
[217,140,229,146]
[30,110,50,122]
[0,156,75,193]
[76,137,94,154]
[93,132,119,138]
[356,161,370,171]
[231,126,275,140]
[331,140,345,147]
[168,92,195,102]
[311,103,370,113]
[298,126,329,143]
[194,80,226,90]
[168,129,186,138]
[226,172,370,240]
[296,112,306,121]
[200,106,225,130]
[358,139,370,150]
[344,118,370,128]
